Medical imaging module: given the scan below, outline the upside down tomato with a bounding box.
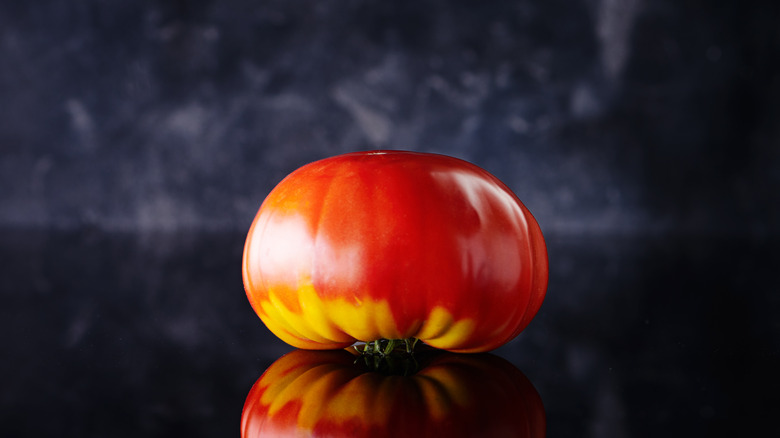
[241,349,546,438]
[242,150,548,352]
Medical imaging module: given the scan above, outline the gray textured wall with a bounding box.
[1,0,777,236]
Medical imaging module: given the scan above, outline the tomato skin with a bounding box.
[241,349,546,438]
[243,150,548,352]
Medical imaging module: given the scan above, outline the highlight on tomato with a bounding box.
[242,150,548,353]
[241,348,545,438]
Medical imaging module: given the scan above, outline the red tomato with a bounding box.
[241,349,546,438]
[243,151,548,352]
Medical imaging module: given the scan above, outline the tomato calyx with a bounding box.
[355,337,420,356]
[352,338,422,376]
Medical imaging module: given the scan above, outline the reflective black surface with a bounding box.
[2,230,777,436]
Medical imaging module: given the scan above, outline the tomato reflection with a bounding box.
[241,348,545,437]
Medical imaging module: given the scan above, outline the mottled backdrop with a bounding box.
[2,0,777,236]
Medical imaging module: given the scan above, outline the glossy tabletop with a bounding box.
[2,230,776,436]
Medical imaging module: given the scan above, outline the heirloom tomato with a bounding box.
[241,349,546,438]
[242,151,548,352]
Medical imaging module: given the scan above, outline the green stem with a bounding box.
[357,338,420,357]
[383,339,397,355]
[353,339,424,376]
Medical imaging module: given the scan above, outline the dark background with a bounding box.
[1,0,778,436]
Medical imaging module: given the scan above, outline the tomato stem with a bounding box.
[355,337,420,357]
[383,339,397,355]
[353,338,423,375]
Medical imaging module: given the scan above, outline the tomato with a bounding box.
[241,349,546,438]
[242,151,548,352]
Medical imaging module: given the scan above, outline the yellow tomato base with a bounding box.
[256,285,479,351]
